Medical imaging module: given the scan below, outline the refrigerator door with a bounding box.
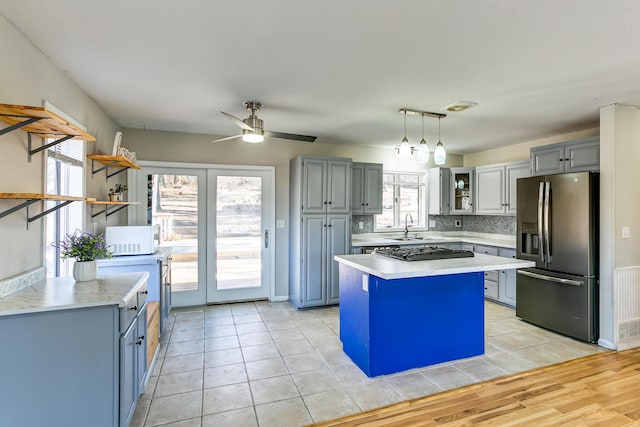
[545,172,596,276]
[516,176,545,268]
[516,268,597,342]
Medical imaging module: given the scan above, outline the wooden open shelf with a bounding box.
[87,154,140,180]
[87,200,140,219]
[0,104,96,141]
[0,193,96,227]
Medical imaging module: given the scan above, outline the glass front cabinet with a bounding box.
[450,167,475,214]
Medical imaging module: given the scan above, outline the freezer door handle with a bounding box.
[517,269,582,286]
[537,182,545,262]
[543,181,551,263]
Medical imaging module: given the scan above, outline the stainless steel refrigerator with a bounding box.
[516,172,598,343]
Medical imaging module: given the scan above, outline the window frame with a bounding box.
[374,171,427,232]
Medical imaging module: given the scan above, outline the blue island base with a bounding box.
[339,265,485,377]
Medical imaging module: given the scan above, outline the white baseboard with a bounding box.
[597,338,616,350]
[270,295,289,302]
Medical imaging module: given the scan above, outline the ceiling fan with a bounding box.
[210,101,317,143]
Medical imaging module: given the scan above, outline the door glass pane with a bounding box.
[149,174,198,292]
[216,176,261,290]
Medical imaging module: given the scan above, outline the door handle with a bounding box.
[537,182,544,263]
[264,229,268,249]
[544,181,551,263]
[517,270,582,286]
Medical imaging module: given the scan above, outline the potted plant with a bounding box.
[54,231,113,281]
[109,183,128,201]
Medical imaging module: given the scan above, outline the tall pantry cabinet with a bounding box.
[289,155,352,309]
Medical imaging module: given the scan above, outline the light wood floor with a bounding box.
[311,348,640,426]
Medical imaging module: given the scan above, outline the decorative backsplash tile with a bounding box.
[351,215,375,234]
[0,267,46,299]
[429,215,516,235]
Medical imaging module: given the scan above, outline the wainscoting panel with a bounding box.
[615,266,640,350]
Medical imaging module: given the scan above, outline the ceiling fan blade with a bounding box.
[264,130,317,143]
[221,111,254,131]
[209,134,241,143]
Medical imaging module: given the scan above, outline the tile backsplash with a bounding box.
[429,215,516,235]
[352,214,516,236]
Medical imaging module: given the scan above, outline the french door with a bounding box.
[206,169,273,303]
[133,162,274,306]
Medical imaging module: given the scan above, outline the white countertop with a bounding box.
[0,272,149,317]
[351,232,516,249]
[334,253,534,280]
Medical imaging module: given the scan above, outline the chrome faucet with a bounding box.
[404,213,414,238]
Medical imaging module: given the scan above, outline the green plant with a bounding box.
[54,231,113,262]
[109,183,128,195]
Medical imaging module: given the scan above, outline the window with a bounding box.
[375,172,426,231]
[44,138,85,277]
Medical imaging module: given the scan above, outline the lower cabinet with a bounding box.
[475,244,517,307]
[121,303,148,426]
[290,214,350,308]
[0,283,149,427]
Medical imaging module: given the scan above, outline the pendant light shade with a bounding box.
[397,111,412,160]
[416,115,430,163]
[433,117,446,165]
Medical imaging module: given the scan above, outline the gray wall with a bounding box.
[0,16,121,280]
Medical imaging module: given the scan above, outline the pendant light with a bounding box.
[433,117,446,165]
[397,110,412,160]
[416,114,430,163]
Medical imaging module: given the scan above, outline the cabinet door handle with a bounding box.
[136,335,145,345]
[130,305,137,311]
[141,290,148,295]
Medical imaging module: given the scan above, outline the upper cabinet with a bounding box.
[427,167,450,215]
[298,156,352,215]
[352,162,383,215]
[450,167,475,215]
[530,136,599,176]
[475,161,529,215]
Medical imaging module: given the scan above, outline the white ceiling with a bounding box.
[3,1,640,154]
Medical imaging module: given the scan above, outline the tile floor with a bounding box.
[130,300,605,427]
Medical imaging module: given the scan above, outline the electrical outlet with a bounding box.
[358,221,364,230]
[454,219,462,227]
[429,219,436,229]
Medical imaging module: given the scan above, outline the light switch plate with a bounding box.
[276,220,285,229]
[362,274,368,292]
[622,226,631,239]
[358,221,364,229]
[429,219,436,229]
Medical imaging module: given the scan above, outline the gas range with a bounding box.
[372,246,475,261]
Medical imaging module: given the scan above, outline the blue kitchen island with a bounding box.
[334,253,534,377]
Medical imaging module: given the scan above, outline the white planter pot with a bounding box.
[73,260,97,282]
[109,193,123,202]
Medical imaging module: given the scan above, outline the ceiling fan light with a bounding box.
[417,139,429,163]
[434,141,446,165]
[242,133,264,143]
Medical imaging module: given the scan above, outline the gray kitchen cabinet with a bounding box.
[450,167,475,214]
[290,155,352,309]
[475,161,529,215]
[498,248,517,307]
[475,244,518,307]
[295,214,349,308]
[427,167,450,215]
[352,162,383,214]
[0,278,149,427]
[530,136,599,176]
[475,244,500,301]
[299,156,351,214]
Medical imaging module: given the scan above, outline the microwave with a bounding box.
[105,225,155,256]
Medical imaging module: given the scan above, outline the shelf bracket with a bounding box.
[0,116,44,136]
[27,200,74,224]
[28,133,76,162]
[90,203,130,219]
[90,159,128,181]
[0,198,75,229]
[0,198,40,220]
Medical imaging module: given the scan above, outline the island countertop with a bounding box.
[334,253,534,280]
[0,271,149,317]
